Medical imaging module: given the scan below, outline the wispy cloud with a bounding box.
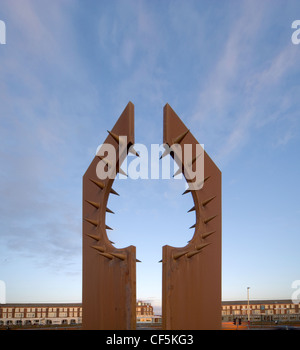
[0,0,89,276]
[190,0,299,163]
[96,0,168,111]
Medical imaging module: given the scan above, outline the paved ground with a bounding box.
[222,321,300,330]
[2,322,300,331]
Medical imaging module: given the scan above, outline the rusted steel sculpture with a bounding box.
[161,104,222,330]
[82,102,138,330]
[82,102,221,330]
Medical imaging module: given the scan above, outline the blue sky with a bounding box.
[1,0,300,313]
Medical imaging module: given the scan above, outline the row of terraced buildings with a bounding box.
[0,299,299,327]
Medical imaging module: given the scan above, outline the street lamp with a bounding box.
[247,287,250,326]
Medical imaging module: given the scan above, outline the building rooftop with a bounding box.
[222,299,295,305]
[0,303,82,307]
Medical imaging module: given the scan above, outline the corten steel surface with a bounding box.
[82,102,137,330]
[162,104,222,330]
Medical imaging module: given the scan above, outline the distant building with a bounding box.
[136,300,161,324]
[1,299,297,327]
[0,303,82,327]
[0,301,161,327]
[222,299,300,322]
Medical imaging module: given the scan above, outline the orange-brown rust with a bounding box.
[82,102,136,330]
[162,103,222,330]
